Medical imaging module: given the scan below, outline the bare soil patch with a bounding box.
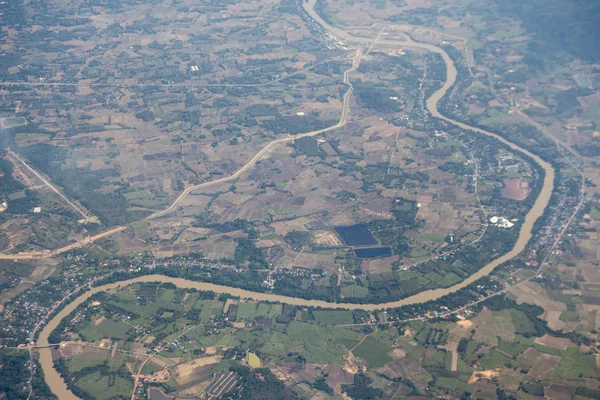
[501,178,530,200]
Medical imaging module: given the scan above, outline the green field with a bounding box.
[285,321,363,364]
[509,309,537,336]
[262,331,295,357]
[352,336,393,369]
[236,302,258,319]
[478,349,511,370]
[66,357,106,373]
[340,284,369,298]
[556,347,598,379]
[79,319,131,341]
[248,352,261,368]
[420,232,447,243]
[76,371,133,400]
[236,302,281,320]
[433,376,473,393]
[497,338,531,357]
[312,310,354,325]
[260,233,280,240]
[140,361,163,375]
[533,343,565,356]
[492,310,516,340]
[424,271,461,287]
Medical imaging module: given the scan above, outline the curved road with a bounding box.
[36,2,555,398]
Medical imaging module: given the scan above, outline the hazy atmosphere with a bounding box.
[0,0,599,399]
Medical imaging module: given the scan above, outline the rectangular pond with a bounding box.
[353,247,392,258]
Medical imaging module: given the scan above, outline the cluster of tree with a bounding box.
[553,88,594,115]
[354,83,402,114]
[234,238,267,267]
[494,0,600,63]
[313,376,333,394]
[438,161,473,176]
[422,328,449,346]
[261,114,336,136]
[342,373,383,399]
[387,7,438,26]
[283,231,311,250]
[293,136,325,157]
[0,350,33,399]
[520,382,544,397]
[19,144,146,226]
[0,157,40,214]
[229,366,299,400]
[54,358,131,400]
[368,219,413,255]
[483,296,594,345]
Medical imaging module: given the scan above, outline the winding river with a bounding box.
[37,1,555,398]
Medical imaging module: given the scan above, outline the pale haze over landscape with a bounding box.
[0,0,599,399]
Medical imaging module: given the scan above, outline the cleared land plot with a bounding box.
[516,348,561,379]
[501,178,529,200]
[205,371,240,398]
[534,334,571,350]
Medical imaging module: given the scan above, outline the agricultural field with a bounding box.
[48,282,600,399]
[0,0,557,313]
[1,0,599,398]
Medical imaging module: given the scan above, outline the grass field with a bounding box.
[285,321,363,364]
[140,361,163,375]
[236,302,258,319]
[75,371,133,400]
[248,352,261,368]
[195,300,214,322]
[533,343,564,356]
[497,338,531,357]
[79,319,131,341]
[423,348,446,370]
[236,302,281,320]
[509,309,537,336]
[262,331,295,357]
[352,336,392,369]
[420,232,447,243]
[312,310,354,325]
[66,357,106,373]
[340,284,369,298]
[478,349,511,370]
[556,347,598,379]
[433,376,473,393]
[260,233,280,240]
[492,310,516,340]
